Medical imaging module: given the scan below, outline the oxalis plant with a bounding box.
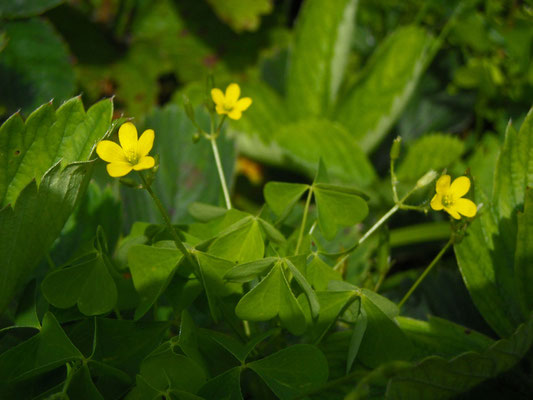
[0,75,531,400]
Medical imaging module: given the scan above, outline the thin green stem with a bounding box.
[398,237,454,309]
[210,137,232,209]
[295,187,313,254]
[138,172,191,262]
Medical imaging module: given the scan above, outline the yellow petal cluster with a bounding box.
[211,83,252,120]
[96,122,155,177]
[430,175,477,219]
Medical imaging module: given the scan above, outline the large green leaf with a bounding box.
[314,184,369,240]
[0,97,112,313]
[41,248,117,316]
[0,163,92,313]
[335,25,436,152]
[286,0,358,118]
[121,105,235,225]
[275,119,376,185]
[0,0,63,18]
[0,313,81,387]
[263,182,310,219]
[208,216,265,263]
[385,315,533,399]
[515,188,533,313]
[454,110,533,337]
[0,18,75,116]
[346,316,533,399]
[248,344,328,400]
[127,244,184,320]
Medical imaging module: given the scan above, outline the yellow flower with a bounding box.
[211,83,252,120]
[430,175,477,219]
[96,122,155,177]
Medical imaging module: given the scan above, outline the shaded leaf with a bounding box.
[248,344,328,400]
[335,25,436,152]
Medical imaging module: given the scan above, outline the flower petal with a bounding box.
[96,140,127,163]
[235,97,252,112]
[138,129,154,157]
[450,176,471,199]
[211,88,225,105]
[107,162,133,177]
[435,174,451,194]
[132,156,155,171]
[216,104,227,115]
[227,109,242,120]
[430,193,444,210]
[225,83,240,105]
[444,206,461,220]
[455,198,477,218]
[119,122,138,155]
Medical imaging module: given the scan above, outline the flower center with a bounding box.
[223,101,235,112]
[125,150,138,164]
[442,194,454,207]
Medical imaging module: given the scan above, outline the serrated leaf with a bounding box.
[248,344,328,400]
[127,244,183,320]
[287,0,358,117]
[263,182,309,218]
[0,18,75,115]
[314,185,369,240]
[335,25,436,152]
[397,316,494,359]
[455,111,533,337]
[515,188,533,313]
[0,161,93,313]
[384,315,533,400]
[397,134,464,181]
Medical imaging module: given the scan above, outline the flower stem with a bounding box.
[138,172,191,262]
[398,237,453,309]
[210,137,232,209]
[295,187,313,254]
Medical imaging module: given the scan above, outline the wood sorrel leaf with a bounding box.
[314,185,368,240]
[248,344,328,399]
[42,242,117,316]
[127,244,183,320]
[263,182,309,218]
[198,366,243,400]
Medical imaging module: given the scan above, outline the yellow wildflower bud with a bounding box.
[210,83,252,120]
[430,175,477,220]
[96,122,155,178]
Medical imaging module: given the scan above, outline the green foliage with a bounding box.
[0,0,63,18]
[335,25,436,152]
[1,1,533,399]
[0,97,112,313]
[455,109,533,337]
[0,18,75,116]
